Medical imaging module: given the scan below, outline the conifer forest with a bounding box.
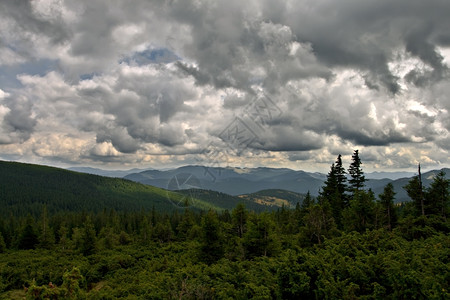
[0,152,449,299]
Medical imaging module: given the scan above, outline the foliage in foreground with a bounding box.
[0,208,448,299]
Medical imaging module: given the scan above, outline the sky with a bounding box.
[0,0,449,173]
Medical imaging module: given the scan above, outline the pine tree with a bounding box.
[99,226,117,249]
[378,183,397,230]
[426,170,449,218]
[232,203,248,238]
[139,216,153,245]
[199,210,223,263]
[404,175,424,217]
[80,217,96,255]
[58,224,69,250]
[418,163,425,216]
[335,154,348,204]
[291,202,303,231]
[342,190,375,232]
[348,150,366,194]
[320,163,337,201]
[243,212,279,257]
[38,205,55,249]
[319,155,348,227]
[301,191,314,210]
[302,202,336,244]
[4,215,16,249]
[153,219,173,243]
[118,231,131,245]
[18,215,39,250]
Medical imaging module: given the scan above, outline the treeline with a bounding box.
[0,151,449,299]
[315,150,449,238]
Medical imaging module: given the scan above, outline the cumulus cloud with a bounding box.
[0,0,449,171]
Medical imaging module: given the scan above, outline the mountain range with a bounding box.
[68,166,150,178]
[121,165,450,203]
[2,160,448,218]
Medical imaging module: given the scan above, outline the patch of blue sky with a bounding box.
[0,58,58,90]
[121,48,179,66]
[79,72,99,81]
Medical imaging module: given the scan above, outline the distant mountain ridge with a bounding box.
[124,165,450,203]
[365,171,416,180]
[124,165,327,196]
[68,166,149,178]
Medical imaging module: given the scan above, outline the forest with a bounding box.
[0,150,449,299]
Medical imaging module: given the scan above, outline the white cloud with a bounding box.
[0,0,449,172]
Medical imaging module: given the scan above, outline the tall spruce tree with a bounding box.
[342,190,375,232]
[302,202,336,244]
[243,212,279,257]
[404,169,425,217]
[38,205,54,249]
[301,191,314,210]
[232,203,248,238]
[319,155,348,227]
[80,217,97,256]
[426,170,449,218]
[18,215,39,250]
[348,150,366,194]
[378,183,397,230]
[199,210,223,264]
[418,164,425,216]
[335,154,348,203]
[58,224,69,250]
[320,163,337,201]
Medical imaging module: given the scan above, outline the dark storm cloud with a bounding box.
[271,80,425,150]
[285,0,450,92]
[251,122,324,152]
[0,0,70,52]
[0,93,36,144]
[333,127,410,147]
[96,127,140,154]
[166,0,332,92]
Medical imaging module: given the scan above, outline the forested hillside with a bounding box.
[0,160,220,216]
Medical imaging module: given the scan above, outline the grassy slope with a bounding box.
[176,188,271,212]
[238,189,306,208]
[0,161,219,216]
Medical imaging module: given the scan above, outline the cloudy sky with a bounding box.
[0,0,449,173]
